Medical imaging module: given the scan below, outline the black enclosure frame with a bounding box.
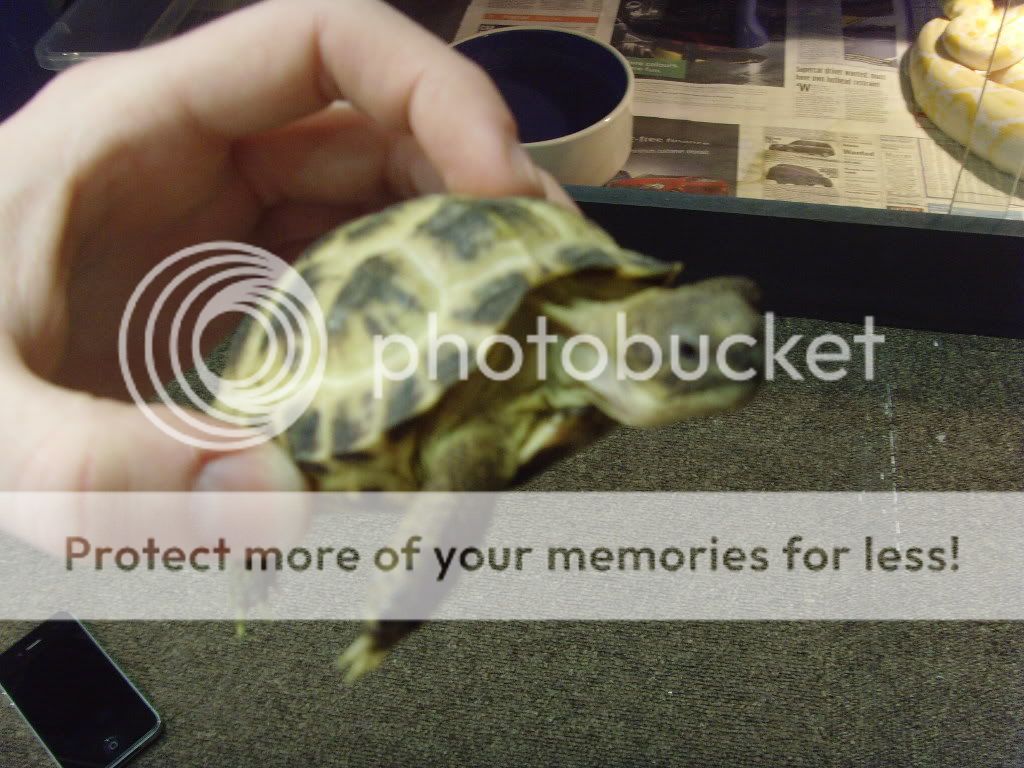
[572,187,1024,339]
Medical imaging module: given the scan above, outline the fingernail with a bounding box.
[193,443,306,493]
[539,170,580,212]
[509,143,545,192]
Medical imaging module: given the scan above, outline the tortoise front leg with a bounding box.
[338,423,518,683]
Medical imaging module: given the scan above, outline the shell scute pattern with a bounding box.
[384,377,424,431]
[222,282,313,401]
[227,313,258,364]
[331,413,365,456]
[344,208,398,243]
[288,410,321,461]
[558,243,625,271]
[226,195,677,469]
[453,273,532,324]
[413,197,557,261]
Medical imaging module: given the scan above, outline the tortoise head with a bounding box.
[557,277,763,427]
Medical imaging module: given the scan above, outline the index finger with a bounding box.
[142,0,547,197]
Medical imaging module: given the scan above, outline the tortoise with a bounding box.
[219,194,763,682]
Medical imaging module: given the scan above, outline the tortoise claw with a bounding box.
[337,635,389,684]
[229,559,278,640]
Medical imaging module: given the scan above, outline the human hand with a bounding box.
[0,0,573,553]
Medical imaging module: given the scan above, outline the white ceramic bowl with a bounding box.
[454,27,635,186]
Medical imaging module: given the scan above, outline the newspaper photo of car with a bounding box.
[610,116,739,197]
[765,164,834,187]
[767,139,836,157]
[606,173,731,195]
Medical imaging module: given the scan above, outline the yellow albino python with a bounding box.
[909,0,1024,175]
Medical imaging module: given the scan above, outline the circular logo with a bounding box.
[118,242,326,450]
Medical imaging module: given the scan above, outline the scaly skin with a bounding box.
[990,54,1024,89]
[910,2,1024,176]
[942,2,1024,70]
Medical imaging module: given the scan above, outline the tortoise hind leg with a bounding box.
[337,620,422,683]
[338,423,516,683]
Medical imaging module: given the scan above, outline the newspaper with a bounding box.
[454,0,1024,218]
[455,0,619,39]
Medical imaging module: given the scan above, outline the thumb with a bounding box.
[6,379,305,493]
[0,371,310,556]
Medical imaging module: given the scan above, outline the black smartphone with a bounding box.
[0,612,162,768]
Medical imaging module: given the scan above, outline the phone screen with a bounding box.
[0,613,161,768]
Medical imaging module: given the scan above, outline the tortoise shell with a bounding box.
[222,195,678,477]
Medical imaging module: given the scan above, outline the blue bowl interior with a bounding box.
[455,29,629,143]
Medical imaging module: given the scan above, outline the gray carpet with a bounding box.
[2,317,1023,766]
